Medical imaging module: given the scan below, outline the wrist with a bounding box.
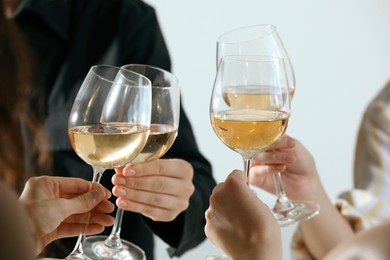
[236,243,282,260]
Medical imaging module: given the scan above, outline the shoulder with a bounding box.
[120,0,159,23]
[77,0,157,17]
[72,0,159,29]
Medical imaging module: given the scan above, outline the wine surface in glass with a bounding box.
[132,124,178,163]
[223,85,286,110]
[211,110,289,156]
[68,122,149,169]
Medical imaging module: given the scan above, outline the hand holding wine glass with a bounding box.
[208,55,290,259]
[82,64,180,260]
[216,24,319,226]
[65,65,152,260]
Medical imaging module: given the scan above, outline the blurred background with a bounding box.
[143,0,390,259]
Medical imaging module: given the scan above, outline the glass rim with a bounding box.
[121,64,179,88]
[221,54,285,63]
[217,24,277,44]
[90,64,151,87]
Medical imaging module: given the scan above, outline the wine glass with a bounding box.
[208,55,290,259]
[216,24,295,98]
[64,65,152,260]
[211,55,291,177]
[217,24,319,226]
[82,64,180,260]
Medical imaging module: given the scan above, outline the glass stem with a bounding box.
[243,157,252,181]
[104,208,124,248]
[273,172,294,212]
[65,167,104,259]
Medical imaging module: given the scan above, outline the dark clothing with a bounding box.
[15,0,215,259]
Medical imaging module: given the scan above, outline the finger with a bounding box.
[63,212,114,226]
[115,196,180,221]
[114,165,127,174]
[248,169,279,193]
[90,183,111,198]
[263,135,296,151]
[252,150,296,166]
[59,184,111,200]
[114,188,189,212]
[50,177,111,198]
[226,169,246,182]
[62,188,107,216]
[91,200,115,213]
[250,165,286,176]
[113,185,189,209]
[113,174,192,195]
[55,178,109,198]
[54,223,107,239]
[122,159,193,179]
[51,177,92,195]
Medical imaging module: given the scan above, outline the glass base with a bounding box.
[272,200,320,227]
[206,255,230,260]
[83,235,146,260]
[39,254,87,259]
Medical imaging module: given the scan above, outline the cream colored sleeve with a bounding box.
[354,83,390,200]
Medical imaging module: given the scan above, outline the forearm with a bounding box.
[299,185,354,259]
[323,222,390,260]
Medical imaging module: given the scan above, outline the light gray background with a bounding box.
[142,0,390,259]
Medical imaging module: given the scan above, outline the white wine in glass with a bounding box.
[211,56,290,172]
[82,64,180,260]
[208,55,290,259]
[64,65,152,260]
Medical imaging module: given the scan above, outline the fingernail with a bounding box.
[116,176,126,185]
[116,187,127,196]
[117,200,128,207]
[123,168,136,176]
[91,188,105,201]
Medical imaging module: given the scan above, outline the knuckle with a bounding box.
[127,176,137,188]
[151,194,161,205]
[152,177,164,191]
[186,183,195,197]
[180,200,189,210]
[165,212,177,221]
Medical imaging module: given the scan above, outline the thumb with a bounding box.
[229,169,246,181]
[66,188,106,215]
